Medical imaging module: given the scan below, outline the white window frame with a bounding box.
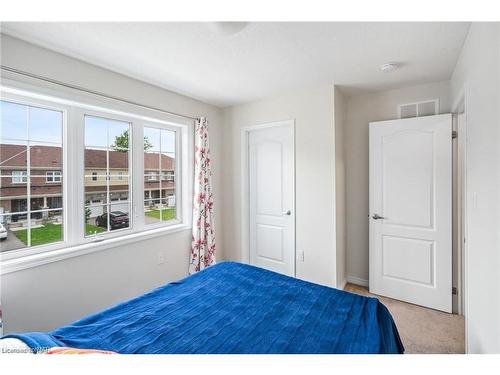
[0,79,193,272]
[0,94,68,255]
[11,170,28,184]
[142,123,182,228]
[82,109,133,238]
[46,171,62,183]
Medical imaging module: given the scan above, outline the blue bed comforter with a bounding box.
[4,262,404,354]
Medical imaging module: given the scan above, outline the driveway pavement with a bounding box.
[0,230,25,252]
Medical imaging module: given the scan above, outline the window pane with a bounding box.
[84,116,108,148]
[28,106,63,144]
[0,102,63,251]
[86,203,132,233]
[109,204,130,231]
[110,173,128,183]
[30,143,62,170]
[162,205,177,221]
[161,171,175,181]
[144,127,160,150]
[85,173,106,186]
[163,131,176,220]
[108,121,130,150]
[144,172,160,182]
[28,210,63,247]
[114,172,125,182]
[30,197,45,211]
[0,210,63,249]
[47,196,63,209]
[1,101,64,251]
[0,177,27,213]
[109,148,129,170]
[162,182,175,199]
[85,204,106,236]
[94,205,109,232]
[0,142,28,173]
[161,137,175,172]
[9,210,63,246]
[161,129,176,157]
[144,127,178,225]
[0,214,27,252]
[31,183,62,210]
[144,189,161,200]
[84,115,131,237]
[30,143,63,212]
[85,147,107,171]
[110,186,129,202]
[85,190,107,206]
[144,199,161,224]
[1,101,27,141]
[144,198,177,224]
[144,152,160,172]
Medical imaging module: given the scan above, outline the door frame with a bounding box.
[452,86,469,352]
[240,119,296,276]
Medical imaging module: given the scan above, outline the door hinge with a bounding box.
[452,286,458,295]
[452,130,458,139]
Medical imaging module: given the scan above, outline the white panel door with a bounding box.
[369,114,452,312]
[248,123,294,276]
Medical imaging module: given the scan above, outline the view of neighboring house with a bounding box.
[143,152,176,206]
[84,147,176,218]
[0,142,176,232]
[0,144,63,218]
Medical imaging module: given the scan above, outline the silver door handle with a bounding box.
[282,210,291,216]
[372,214,385,220]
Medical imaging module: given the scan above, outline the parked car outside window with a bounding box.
[95,211,129,230]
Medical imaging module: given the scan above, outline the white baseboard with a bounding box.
[337,278,347,290]
[346,275,369,288]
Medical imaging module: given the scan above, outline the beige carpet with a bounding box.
[344,283,465,354]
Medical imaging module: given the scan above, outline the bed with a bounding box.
[1,262,404,354]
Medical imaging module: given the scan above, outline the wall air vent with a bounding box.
[398,99,439,119]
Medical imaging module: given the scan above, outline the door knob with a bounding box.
[372,214,385,220]
[282,210,291,216]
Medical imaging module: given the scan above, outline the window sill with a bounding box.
[0,223,191,275]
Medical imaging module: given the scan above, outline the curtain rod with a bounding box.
[0,65,199,122]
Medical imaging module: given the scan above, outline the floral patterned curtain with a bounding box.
[189,117,216,274]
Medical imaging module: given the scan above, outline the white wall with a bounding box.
[334,87,347,289]
[450,23,500,353]
[221,85,338,287]
[343,81,451,287]
[0,34,223,333]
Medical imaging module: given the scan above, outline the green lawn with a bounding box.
[14,223,106,246]
[85,223,106,236]
[14,223,63,246]
[13,213,170,246]
[145,208,176,221]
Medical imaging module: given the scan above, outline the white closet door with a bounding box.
[248,123,294,276]
[369,114,452,312]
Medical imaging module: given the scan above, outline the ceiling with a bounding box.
[1,22,470,107]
